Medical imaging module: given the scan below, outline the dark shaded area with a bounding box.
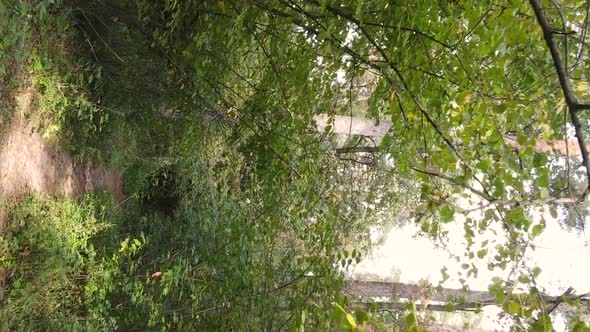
[141,166,180,215]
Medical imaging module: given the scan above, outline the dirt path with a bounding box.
[0,90,125,204]
[0,89,125,301]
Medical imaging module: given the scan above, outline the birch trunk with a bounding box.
[314,113,588,157]
[345,280,589,312]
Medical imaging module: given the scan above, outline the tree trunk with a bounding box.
[314,114,392,138]
[344,280,589,312]
[315,114,588,157]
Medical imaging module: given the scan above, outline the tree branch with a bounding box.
[529,0,590,200]
[411,166,493,201]
[335,146,379,154]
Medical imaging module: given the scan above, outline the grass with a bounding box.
[0,2,189,329]
[0,1,103,151]
[0,1,31,129]
[0,192,119,330]
[1,0,174,169]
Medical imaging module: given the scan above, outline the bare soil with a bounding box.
[0,89,124,210]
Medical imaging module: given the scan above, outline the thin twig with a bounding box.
[77,8,125,63]
[411,166,492,201]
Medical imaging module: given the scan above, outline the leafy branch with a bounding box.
[529,0,590,201]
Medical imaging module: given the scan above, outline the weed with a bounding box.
[0,1,31,127]
[0,192,117,330]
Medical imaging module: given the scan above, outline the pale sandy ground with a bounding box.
[0,89,125,237]
[0,89,124,203]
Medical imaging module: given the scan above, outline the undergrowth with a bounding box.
[0,128,254,330]
[0,1,360,330]
[0,0,30,127]
[0,1,107,159]
[1,0,172,169]
[0,3,186,328]
[0,192,121,330]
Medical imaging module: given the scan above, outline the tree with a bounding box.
[3,0,590,330]
[132,0,590,329]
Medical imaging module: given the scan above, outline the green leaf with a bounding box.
[533,153,548,167]
[355,309,371,324]
[334,302,357,328]
[536,167,550,188]
[299,310,306,332]
[572,321,590,332]
[476,159,491,171]
[440,205,455,222]
[476,249,487,259]
[530,314,552,332]
[493,178,505,197]
[346,313,357,329]
[531,224,545,238]
[505,301,521,315]
[405,303,420,331]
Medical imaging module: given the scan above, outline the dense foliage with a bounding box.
[1,0,590,330]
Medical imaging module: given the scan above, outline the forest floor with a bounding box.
[0,87,125,300]
[0,88,125,231]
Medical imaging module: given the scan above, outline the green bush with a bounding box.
[0,193,118,330]
[0,2,371,330]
